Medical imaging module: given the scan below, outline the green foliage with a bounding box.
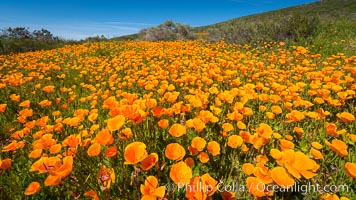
[0,27,69,55]
[273,13,320,42]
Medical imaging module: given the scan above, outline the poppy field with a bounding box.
[0,40,355,199]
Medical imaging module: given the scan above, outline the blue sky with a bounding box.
[0,0,319,40]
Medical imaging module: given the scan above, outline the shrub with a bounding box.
[139,20,197,41]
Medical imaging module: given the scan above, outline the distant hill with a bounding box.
[113,0,356,55]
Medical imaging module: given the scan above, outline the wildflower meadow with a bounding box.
[0,40,355,199]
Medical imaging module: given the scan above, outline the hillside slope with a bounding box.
[114,0,355,55]
[194,0,355,54]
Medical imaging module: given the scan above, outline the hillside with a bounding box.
[114,0,356,55]
[196,0,356,31]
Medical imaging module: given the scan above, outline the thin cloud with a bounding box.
[104,21,156,26]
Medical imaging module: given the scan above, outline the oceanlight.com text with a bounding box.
[165,181,350,194]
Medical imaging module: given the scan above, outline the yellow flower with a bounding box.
[227,135,243,148]
[140,176,165,200]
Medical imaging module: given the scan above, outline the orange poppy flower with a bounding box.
[256,155,269,166]
[3,140,25,152]
[198,152,210,163]
[169,161,192,184]
[246,177,266,198]
[270,149,319,179]
[287,151,318,179]
[253,165,272,184]
[250,134,267,150]
[146,98,157,108]
[49,144,62,154]
[124,142,148,164]
[259,105,267,112]
[191,137,206,151]
[103,96,117,109]
[90,124,100,132]
[24,182,41,195]
[93,129,114,145]
[256,123,273,139]
[185,174,218,199]
[286,110,305,122]
[240,131,251,142]
[271,106,282,114]
[0,158,12,170]
[227,135,243,148]
[81,139,91,147]
[168,123,186,137]
[271,167,294,188]
[36,116,49,127]
[207,141,220,156]
[62,134,80,148]
[44,156,73,186]
[88,113,98,122]
[141,153,158,171]
[19,100,31,108]
[107,115,125,132]
[348,134,356,142]
[322,193,348,200]
[279,139,295,151]
[293,127,304,138]
[310,148,323,160]
[52,111,61,117]
[198,110,218,123]
[10,94,20,102]
[140,176,165,200]
[152,106,165,118]
[325,139,348,157]
[325,122,338,136]
[165,143,186,161]
[118,127,133,140]
[226,111,243,121]
[285,135,293,141]
[241,107,253,116]
[200,173,218,196]
[29,149,43,159]
[104,146,117,158]
[220,191,236,200]
[87,143,101,156]
[19,108,33,118]
[185,157,195,168]
[39,100,52,107]
[157,119,169,129]
[84,189,99,200]
[311,142,323,149]
[236,121,246,130]
[344,162,356,178]
[52,156,73,178]
[185,118,206,132]
[314,97,325,104]
[42,85,55,93]
[336,112,355,123]
[222,123,234,132]
[242,163,255,175]
[0,104,7,113]
[185,176,207,200]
